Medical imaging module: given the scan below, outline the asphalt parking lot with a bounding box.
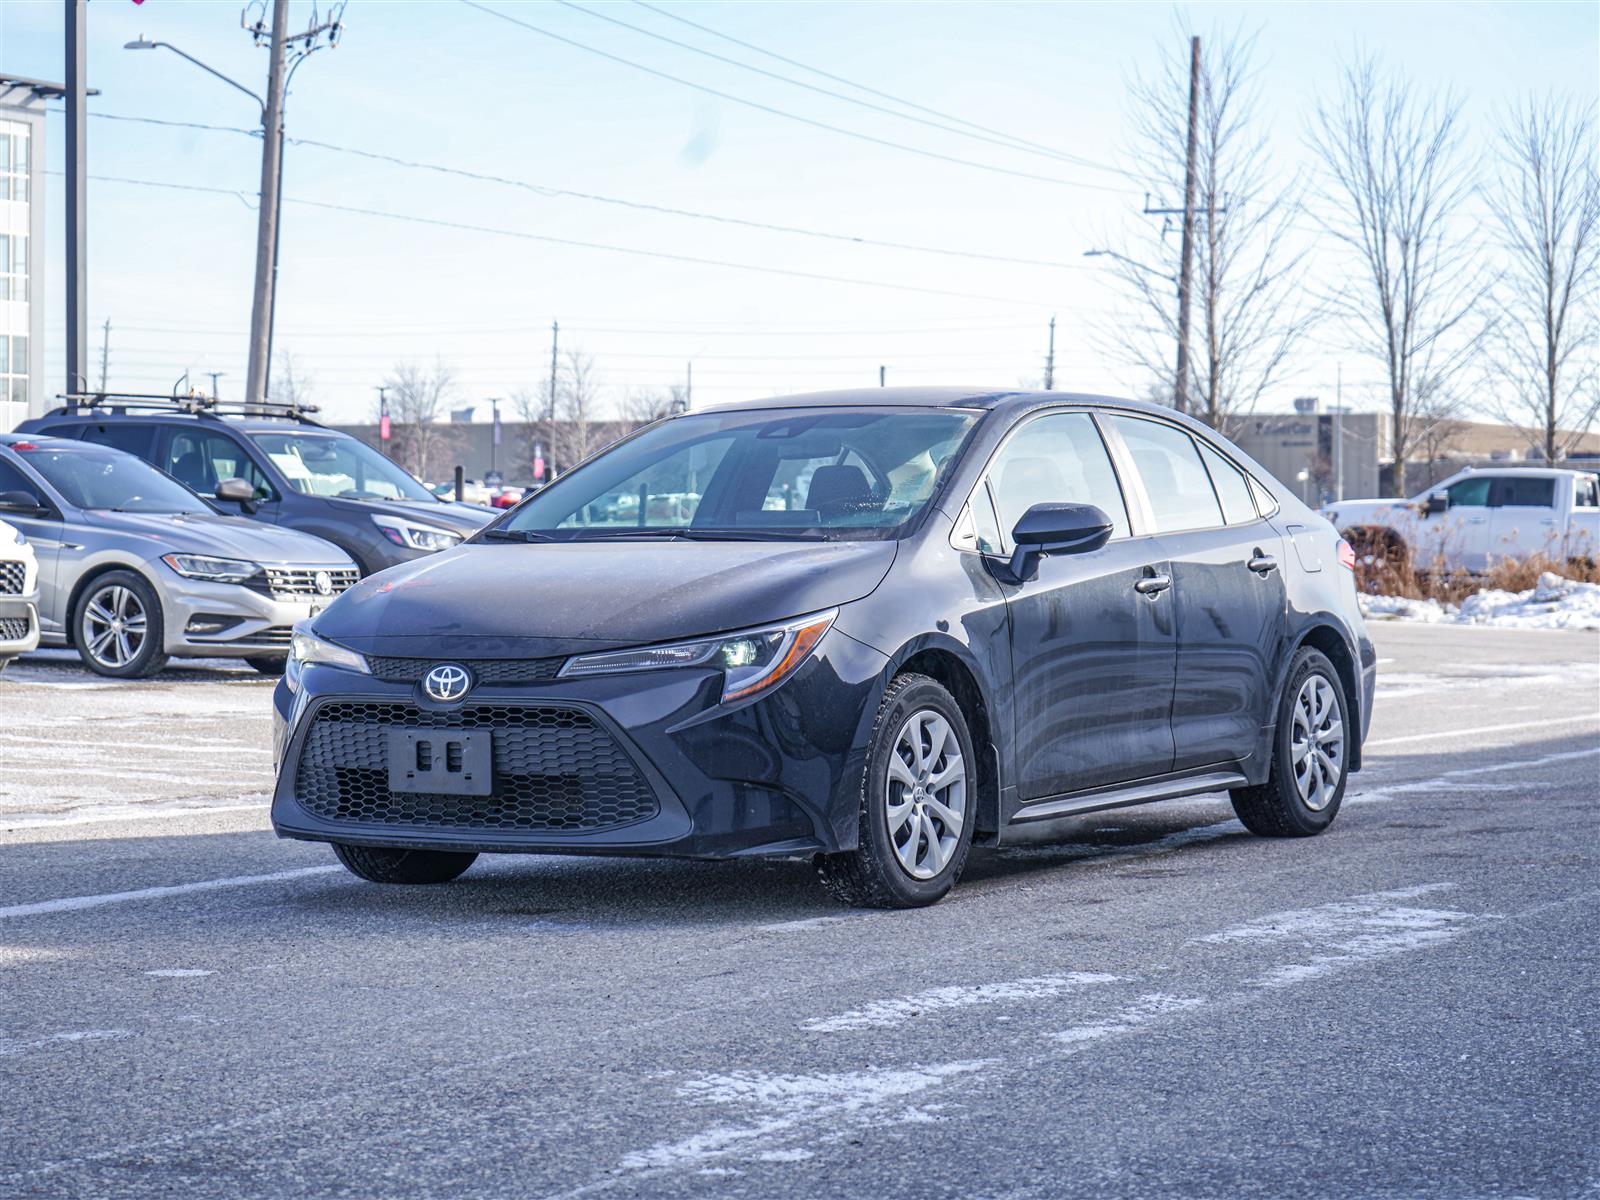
[1,623,1596,1199]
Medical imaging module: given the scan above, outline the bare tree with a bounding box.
[267,351,315,410]
[618,384,687,427]
[1483,96,1600,463]
[379,359,456,482]
[1308,57,1494,495]
[1102,23,1314,436]
[552,350,604,472]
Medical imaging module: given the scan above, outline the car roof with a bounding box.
[29,410,324,435]
[1457,465,1594,478]
[700,386,1164,417]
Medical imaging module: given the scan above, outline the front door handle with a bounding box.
[1133,572,1172,596]
[1466,515,1486,524]
[1247,551,1278,575]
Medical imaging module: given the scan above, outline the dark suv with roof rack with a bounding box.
[20,394,492,576]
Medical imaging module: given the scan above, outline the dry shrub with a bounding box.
[1351,545,1599,603]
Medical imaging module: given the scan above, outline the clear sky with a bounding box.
[1,0,1596,426]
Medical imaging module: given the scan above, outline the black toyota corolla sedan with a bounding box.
[271,388,1375,907]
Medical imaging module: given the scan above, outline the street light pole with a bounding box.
[65,0,88,395]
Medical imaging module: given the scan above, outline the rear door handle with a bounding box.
[1247,551,1278,575]
[1133,573,1172,596]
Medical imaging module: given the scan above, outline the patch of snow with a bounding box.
[144,969,215,979]
[1360,572,1600,630]
[1050,994,1207,1048]
[802,972,1120,1033]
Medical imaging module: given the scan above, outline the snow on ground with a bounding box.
[1360,572,1600,631]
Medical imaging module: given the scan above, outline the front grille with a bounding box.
[294,701,660,833]
[262,565,360,600]
[0,615,31,641]
[366,656,565,684]
[0,562,24,595]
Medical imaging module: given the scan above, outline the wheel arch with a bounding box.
[888,639,1002,838]
[1287,621,1364,773]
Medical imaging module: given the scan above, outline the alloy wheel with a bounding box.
[885,708,967,880]
[1290,675,1344,812]
[83,584,148,670]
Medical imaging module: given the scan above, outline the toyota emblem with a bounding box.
[423,663,472,703]
[314,570,334,596]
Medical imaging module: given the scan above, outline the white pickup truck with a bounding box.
[1320,466,1600,573]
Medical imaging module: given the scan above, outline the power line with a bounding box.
[78,111,1092,270]
[630,0,1121,173]
[559,0,1128,176]
[459,0,1126,193]
[78,172,1061,308]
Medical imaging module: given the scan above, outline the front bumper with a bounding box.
[156,574,351,659]
[270,631,891,860]
[0,591,41,657]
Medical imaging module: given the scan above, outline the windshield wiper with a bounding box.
[478,528,555,543]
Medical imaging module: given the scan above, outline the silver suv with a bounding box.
[0,433,358,678]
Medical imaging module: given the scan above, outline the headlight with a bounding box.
[371,514,461,552]
[286,624,369,692]
[559,609,837,704]
[161,553,262,583]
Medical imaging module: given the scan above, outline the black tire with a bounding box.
[815,673,977,909]
[332,843,478,885]
[72,569,170,679]
[1230,648,1350,837]
[245,655,288,676]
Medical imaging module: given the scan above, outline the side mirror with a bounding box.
[993,502,1114,583]
[1425,493,1448,516]
[0,489,46,516]
[215,477,260,514]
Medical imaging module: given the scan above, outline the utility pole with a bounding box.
[1043,315,1056,390]
[1173,35,1201,416]
[879,365,886,387]
[489,396,501,479]
[208,370,224,399]
[98,319,111,392]
[65,0,88,395]
[546,320,560,422]
[686,361,693,408]
[244,0,289,410]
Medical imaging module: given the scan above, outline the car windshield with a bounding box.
[16,443,212,514]
[499,406,979,541]
[253,431,438,502]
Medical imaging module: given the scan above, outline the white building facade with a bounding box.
[0,81,45,431]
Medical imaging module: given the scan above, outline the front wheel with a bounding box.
[73,571,170,679]
[815,673,976,908]
[245,655,288,676]
[1230,648,1350,837]
[332,843,478,885]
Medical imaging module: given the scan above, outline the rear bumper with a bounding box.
[270,630,890,860]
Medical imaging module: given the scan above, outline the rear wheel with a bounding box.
[1230,648,1350,837]
[73,571,169,679]
[332,843,478,885]
[815,673,975,908]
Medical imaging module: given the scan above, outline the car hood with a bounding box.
[80,510,355,566]
[316,539,899,658]
[326,496,492,534]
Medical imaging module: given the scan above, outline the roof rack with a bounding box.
[52,391,323,424]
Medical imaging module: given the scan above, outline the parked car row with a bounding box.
[0,395,493,678]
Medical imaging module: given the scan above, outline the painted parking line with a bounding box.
[0,865,341,921]
[1365,713,1599,749]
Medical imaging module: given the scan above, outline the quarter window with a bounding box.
[79,423,154,458]
[1198,441,1257,526]
[1109,416,1223,533]
[984,411,1131,546]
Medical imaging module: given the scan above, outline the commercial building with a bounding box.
[0,78,45,431]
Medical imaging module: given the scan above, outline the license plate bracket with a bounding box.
[386,729,493,796]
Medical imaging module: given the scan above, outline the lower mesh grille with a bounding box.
[0,563,23,595]
[294,701,659,833]
[0,615,30,640]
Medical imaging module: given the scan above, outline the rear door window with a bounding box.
[1490,477,1556,508]
[1109,416,1224,534]
[78,422,155,458]
[984,411,1132,548]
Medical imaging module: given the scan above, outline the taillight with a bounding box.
[1337,539,1357,571]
